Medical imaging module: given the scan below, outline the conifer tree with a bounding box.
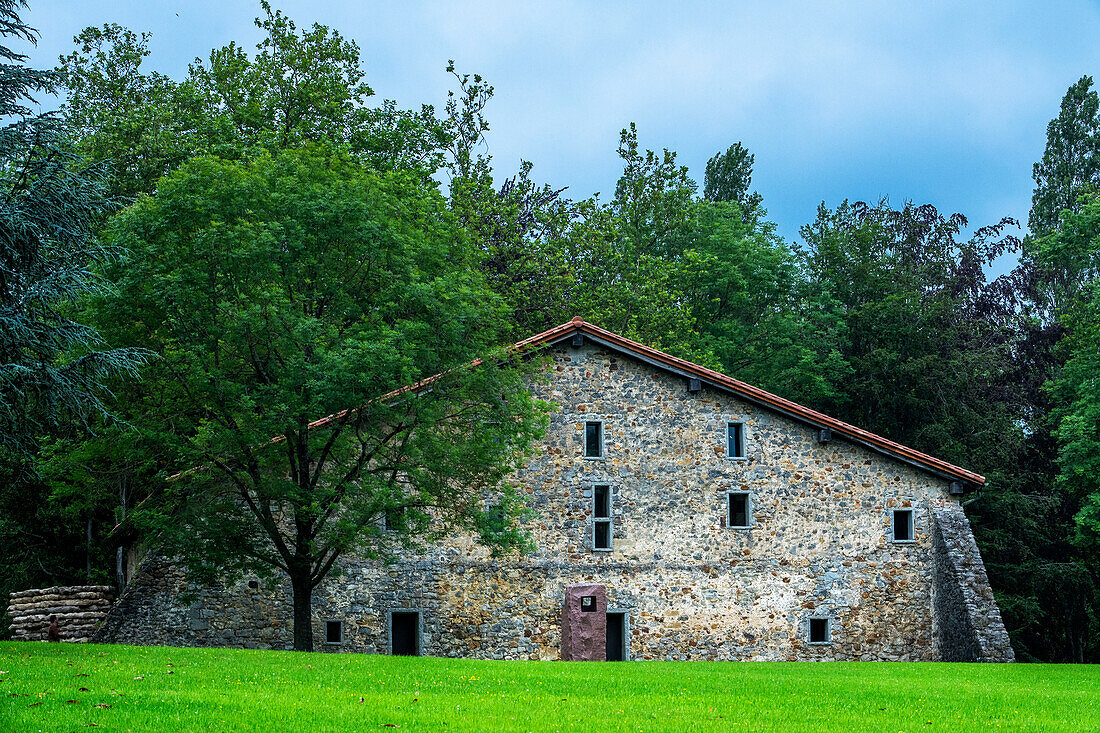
[0,0,146,458]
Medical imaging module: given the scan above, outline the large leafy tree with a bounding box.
[1030,75,1100,238]
[58,24,196,201]
[59,2,447,201]
[97,146,548,651]
[798,198,1100,661]
[683,199,849,406]
[1002,75,1100,662]
[1024,197,1100,662]
[799,200,1021,455]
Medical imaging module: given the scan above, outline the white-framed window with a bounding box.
[808,617,831,644]
[324,619,344,645]
[727,491,752,528]
[584,421,604,459]
[593,484,612,551]
[727,421,746,459]
[892,508,915,543]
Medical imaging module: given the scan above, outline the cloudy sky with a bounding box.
[22,1,1100,255]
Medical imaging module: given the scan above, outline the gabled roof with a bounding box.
[522,317,985,486]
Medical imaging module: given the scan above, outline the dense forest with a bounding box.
[1,0,1098,659]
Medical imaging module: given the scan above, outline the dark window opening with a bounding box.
[391,612,420,656]
[606,612,627,661]
[727,422,745,459]
[809,618,830,644]
[893,509,914,542]
[594,485,610,518]
[594,521,612,550]
[728,492,750,528]
[247,580,259,590]
[593,484,612,550]
[585,421,603,458]
[325,620,343,645]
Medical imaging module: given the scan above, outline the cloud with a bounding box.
[23,0,1100,244]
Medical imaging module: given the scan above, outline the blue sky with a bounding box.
[23,1,1100,259]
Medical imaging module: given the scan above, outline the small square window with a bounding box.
[584,421,603,458]
[727,422,746,459]
[892,508,914,542]
[809,618,830,644]
[325,620,344,645]
[728,492,751,528]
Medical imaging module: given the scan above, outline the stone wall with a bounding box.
[931,504,1015,662]
[93,560,295,649]
[7,586,113,642]
[95,342,1012,661]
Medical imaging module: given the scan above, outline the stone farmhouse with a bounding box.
[95,318,1014,662]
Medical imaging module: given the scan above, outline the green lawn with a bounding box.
[0,642,1096,732]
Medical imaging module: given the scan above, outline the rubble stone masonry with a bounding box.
[91,342,1014,661]
[8,586,113,642]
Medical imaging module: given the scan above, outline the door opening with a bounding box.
[391,611,420,656]
[606,611,627,661]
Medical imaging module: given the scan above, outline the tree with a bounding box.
[798,198,1100,661]
[1030,76,1100,237]
[612,123,697,258]
[1031,198,1100,662]
[58,3,448,200]
[703,142,763,215]
[97,146,548,651]
[684,199,850,406]
[799,200,1021,455]
[58,24,196,201]
[0,0,148,639]
[0,0,145,457]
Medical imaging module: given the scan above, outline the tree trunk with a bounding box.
[290,570,314,652]
[86,517,93,583]
[116,545,126,593]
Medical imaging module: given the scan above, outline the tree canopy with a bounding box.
[97,146,548,651]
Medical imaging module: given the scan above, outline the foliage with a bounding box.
[58,2,447,201]
[3,643,1100,731]
[1024,197,1100,661]
[59,24,195,201]
[703,142,763,215]
[612,123,698,258]
[0,0,147,638]
[1030,75,1100,237]
[683,199,849,405]
[798,200,1021,461]
[95,146,549,651]
[0,1,145,457]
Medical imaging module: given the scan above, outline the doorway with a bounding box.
[390,611,420,656]
[606,611,628,661]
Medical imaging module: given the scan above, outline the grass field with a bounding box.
[0,642,1097,732]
